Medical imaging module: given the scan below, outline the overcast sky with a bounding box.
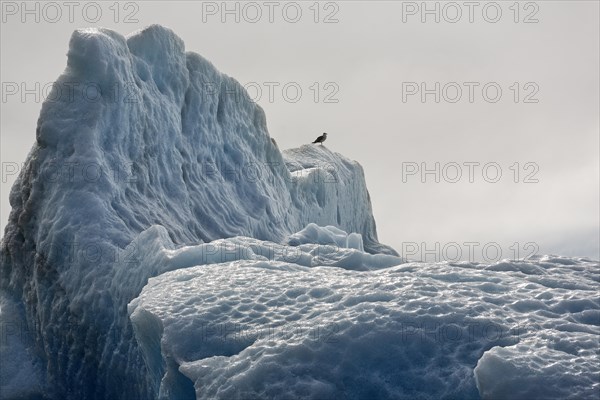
[1,1,598,261]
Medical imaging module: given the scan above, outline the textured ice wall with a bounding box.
[0,25,395,399]
[0,294,48,398]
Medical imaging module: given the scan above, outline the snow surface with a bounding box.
[0,24,598,400]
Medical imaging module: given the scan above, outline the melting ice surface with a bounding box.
[0,25,599,400]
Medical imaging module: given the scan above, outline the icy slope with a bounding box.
[129,243,599,400]
[0,25,394,400]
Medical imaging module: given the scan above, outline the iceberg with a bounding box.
[1,25,598,400]
[0,24,394,399]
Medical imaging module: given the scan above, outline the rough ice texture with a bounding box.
[126,225,404,399]
[128,248,599,400]
[0,25,394,400]
[0,294,48,399]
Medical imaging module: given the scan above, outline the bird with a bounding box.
[312,132,327,145]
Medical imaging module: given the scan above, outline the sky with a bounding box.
[1,1,598,261]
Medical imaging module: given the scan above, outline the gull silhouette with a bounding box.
[312,132,327,145]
